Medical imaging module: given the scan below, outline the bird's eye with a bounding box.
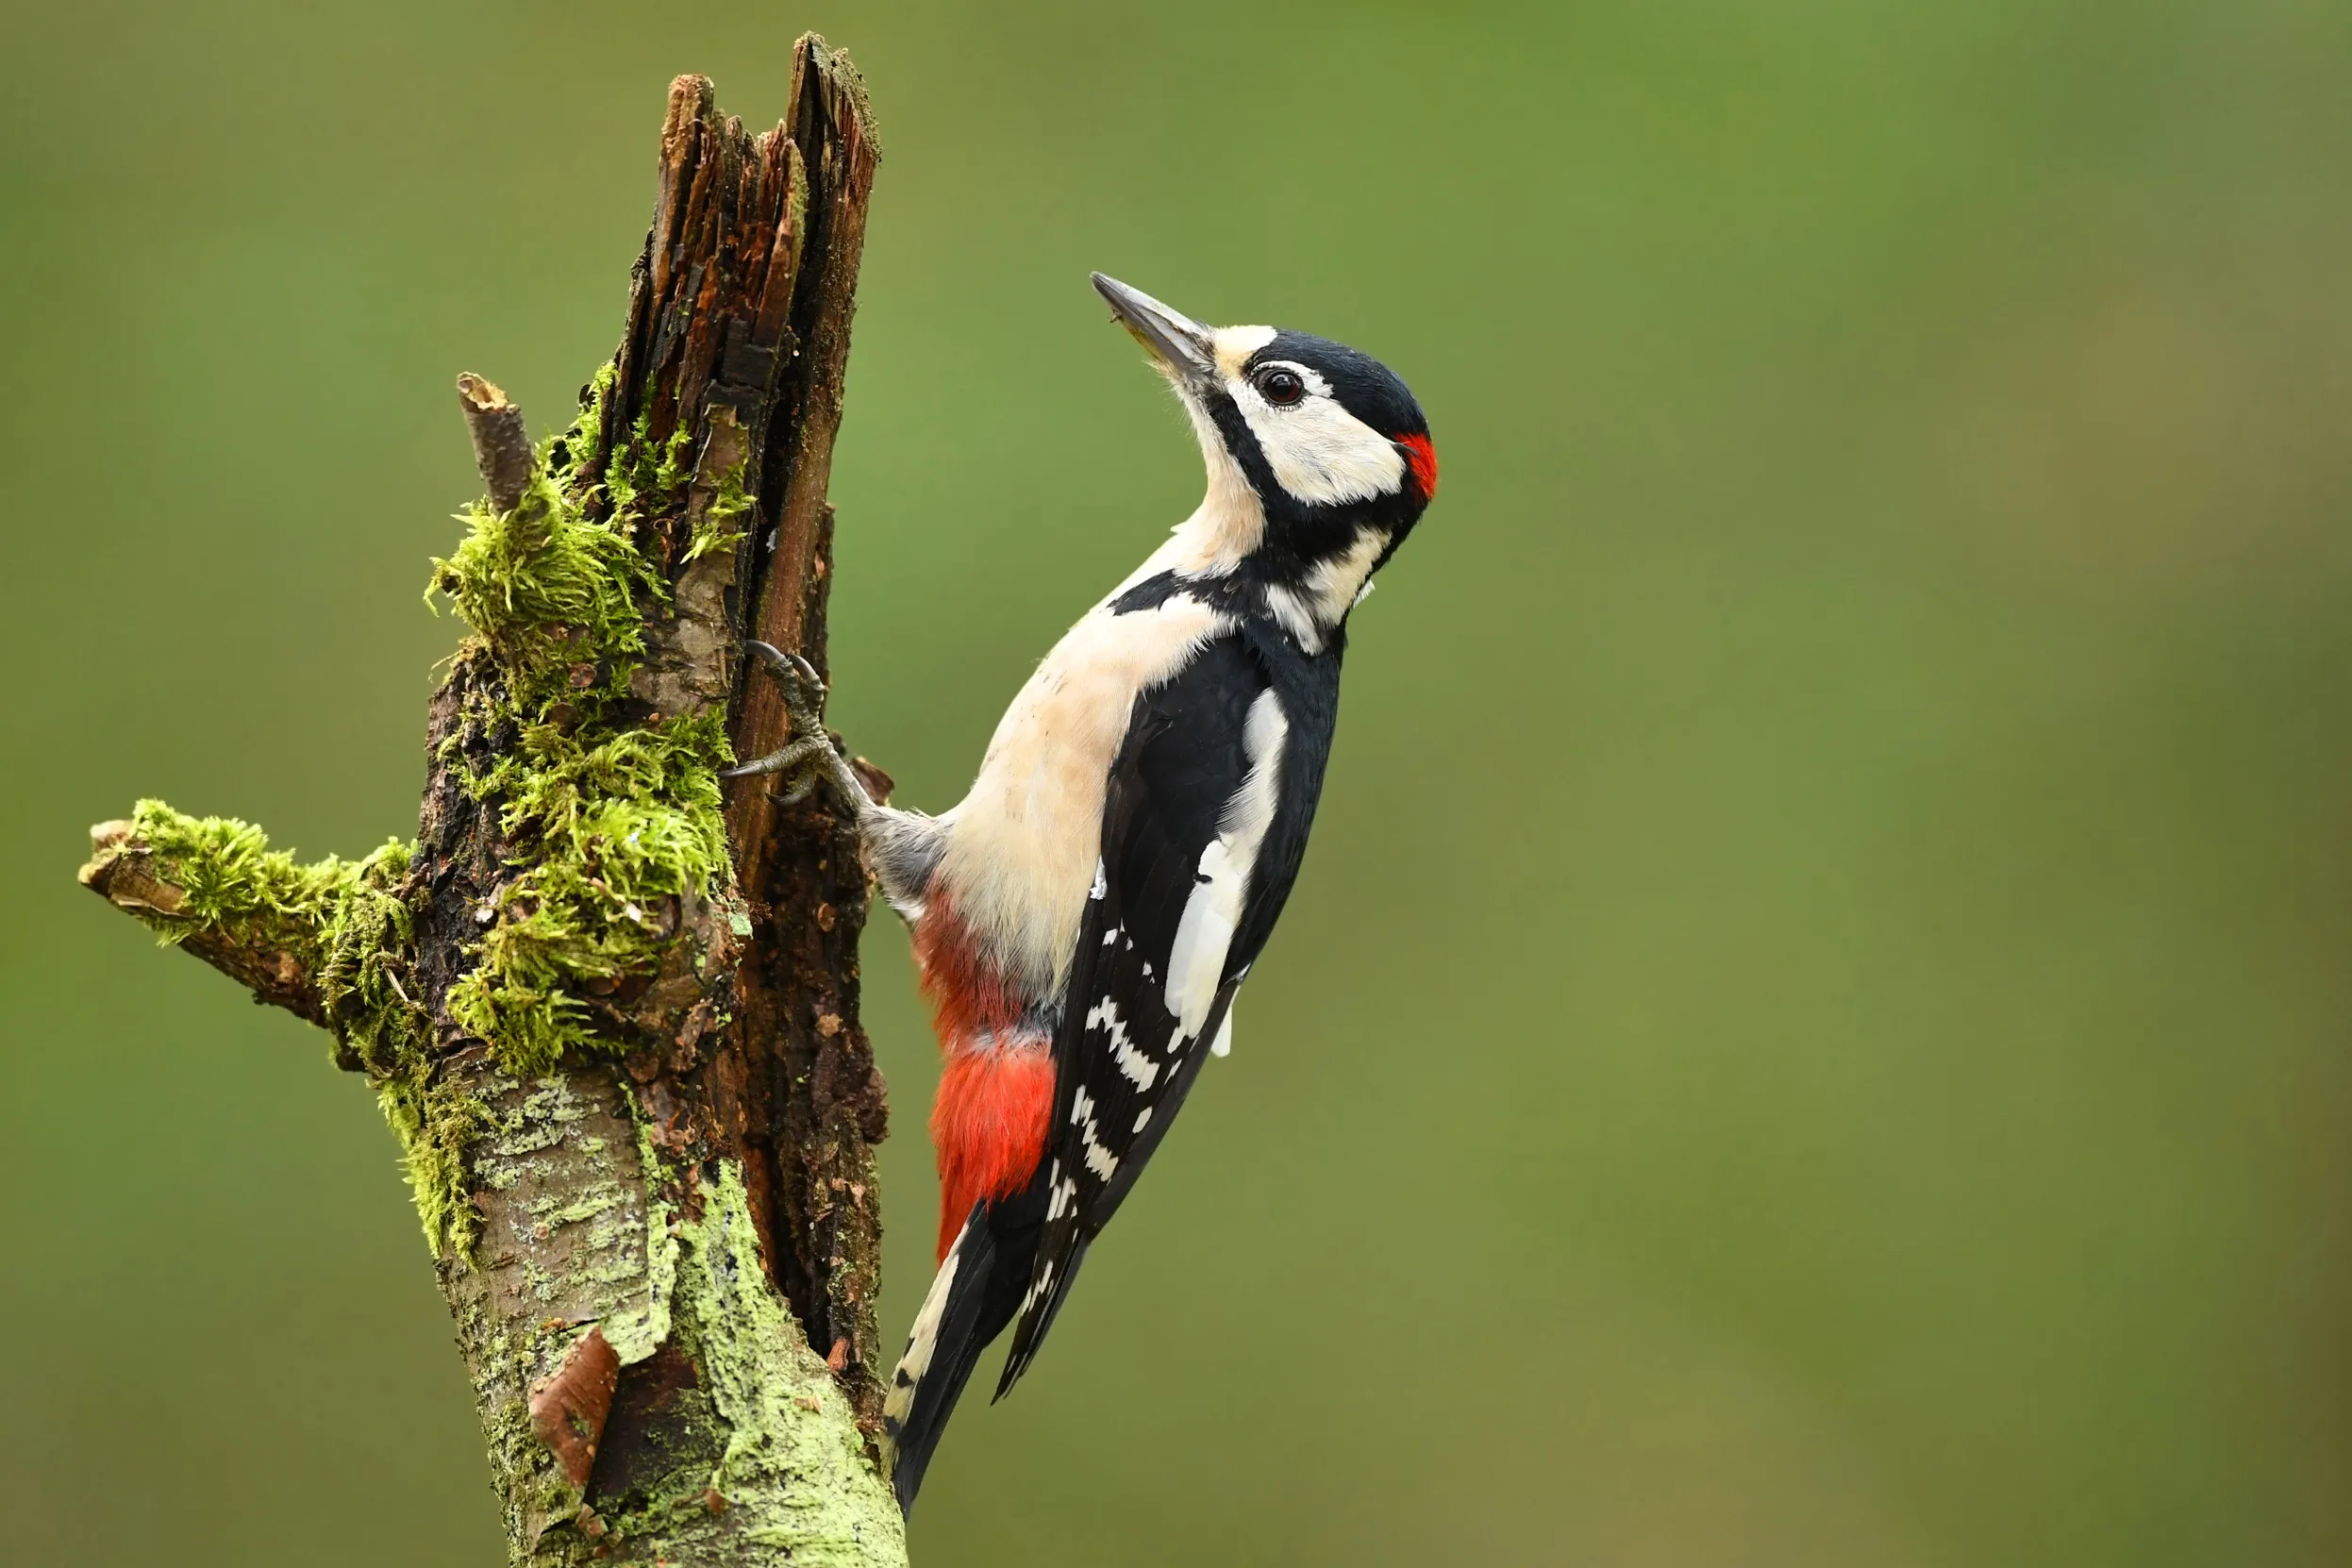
[1256,367,1307,407]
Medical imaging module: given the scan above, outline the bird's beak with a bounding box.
[1091,274,1216,387]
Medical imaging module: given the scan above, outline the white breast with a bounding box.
[937,590,1226,995]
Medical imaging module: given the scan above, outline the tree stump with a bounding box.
[78,37,904,1567]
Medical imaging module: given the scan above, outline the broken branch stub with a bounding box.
[458,373,535,515]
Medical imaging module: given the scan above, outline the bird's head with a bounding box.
[1093,274,1434,634]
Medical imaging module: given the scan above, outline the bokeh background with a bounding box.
[5,2,2348,1562]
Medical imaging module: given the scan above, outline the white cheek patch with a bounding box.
[1230,362,1407,507]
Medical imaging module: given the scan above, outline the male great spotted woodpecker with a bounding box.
[726,275,1437,1512]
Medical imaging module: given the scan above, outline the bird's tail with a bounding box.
[883,1180,1043,1513]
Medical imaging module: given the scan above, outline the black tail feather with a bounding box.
[885,1173,1048,1514]
[992,1229,1093,1402]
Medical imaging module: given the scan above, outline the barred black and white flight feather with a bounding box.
[995,621,1341,1394]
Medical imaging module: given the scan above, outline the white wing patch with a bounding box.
[1209,1004,1234,1059]
[1163,690,1288,1038]
[1166,842,1242,1037]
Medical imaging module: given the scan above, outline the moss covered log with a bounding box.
[78,40,901,1567]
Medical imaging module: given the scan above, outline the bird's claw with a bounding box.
[718,735,831,781]
[722,643,872,813]
[745,640,826,729]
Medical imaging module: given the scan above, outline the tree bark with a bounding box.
[78,38,904,1567]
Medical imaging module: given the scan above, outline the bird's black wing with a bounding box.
[993,630,1322,1395]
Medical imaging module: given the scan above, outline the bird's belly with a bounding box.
[935,592,1224,996]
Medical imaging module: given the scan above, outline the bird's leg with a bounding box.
[722,642,875,814]
[726,642,945,927]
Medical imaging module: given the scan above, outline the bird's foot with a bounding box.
[721,642,872,811]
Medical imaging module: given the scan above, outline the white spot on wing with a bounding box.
[1089,996,1159,1090]
[1019,1258,1056,1317]
[1209,1004,1234,1059]
[1070,1086,1118,1179]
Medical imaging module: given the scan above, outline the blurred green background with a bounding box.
[5,2,2348,1562]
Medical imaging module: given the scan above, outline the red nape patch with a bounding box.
[931,1046,1055,1260]
[1397,431,1439,500]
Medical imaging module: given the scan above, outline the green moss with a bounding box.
[427,475,661,711]
[552,361,619,478]
[378,1063,492,1259]
[442,709,731,1076]
[125,800,395,962]
[427,374,742,1079]
[602,410,692,532]
[315,837,420,1066]
[304,834,487,1260]
[593,385,750,564]
[119,803,486,1259]
[685,455,752,563]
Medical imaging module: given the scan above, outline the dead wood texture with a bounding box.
[78,38,903,1567]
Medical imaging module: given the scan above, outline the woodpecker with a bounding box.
[727,274,1437,1513]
